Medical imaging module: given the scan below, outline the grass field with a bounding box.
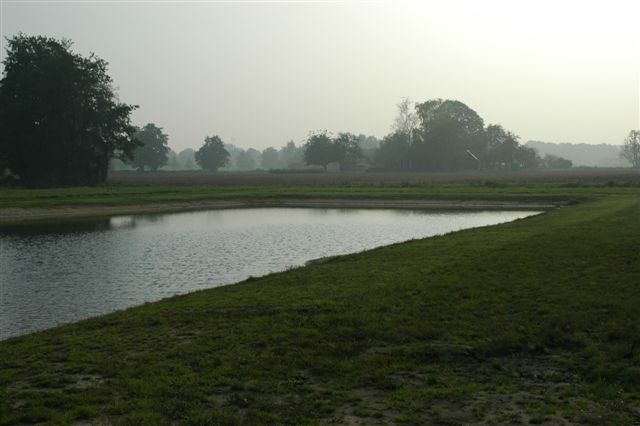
[108,169,640,187]
[0,169,639,210]
[1,174,640,424]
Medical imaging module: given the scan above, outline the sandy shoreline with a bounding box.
[0,198,559,224]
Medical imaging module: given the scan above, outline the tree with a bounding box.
[333,133,362,171]
[168,155,181,171]
[304,132,335,170]
[223,143,243,170]
[246,148,261,169]
[514,146,539,170]
[280,141,304,169]
[0,34,138,186]
[261,147,281,169]
[414,99,485,171]
[416,99,484,137]
[236,150,256,170]
[484,124,521,170]
[391,97,419,135]
[375,131,412,170]
[185,157,196,170]
[357,135,380,164]
[177,148,196,170]
[129,123,170,171]
[621,130,640,168]
[195,135,229,172]
[541,154,572,169]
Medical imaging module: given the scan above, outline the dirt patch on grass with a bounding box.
[66,374,104,390]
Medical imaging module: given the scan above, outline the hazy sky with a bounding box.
[1,0,639,152]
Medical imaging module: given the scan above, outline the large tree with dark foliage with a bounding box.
[195,135,229,172]
[303,132,363,171]
[130,123,170,171]
[333,133,362,171]
[414,99,485,171]
[0,34,139,186]
[304,132,335,170]
[376,131,412,170]
[374,98,542,172]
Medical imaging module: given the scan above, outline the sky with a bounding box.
[1,0,639,152]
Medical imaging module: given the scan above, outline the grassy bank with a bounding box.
[1,189,639,424]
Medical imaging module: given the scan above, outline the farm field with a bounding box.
[109,169,640,186]
[1,180,639,424]
[0,170,638,218]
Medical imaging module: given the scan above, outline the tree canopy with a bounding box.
[129,123,170,172]
[373,98,550,172]
[541,154,573,169]
[236,150,257,170]
[413,99,485,171]
[195,135,230,172]
[333,133,363,171]
[304,132,335,170]
[303,132,362,171]
[0,34,138,186]
[375,132,412,170]
[621,130,640,168]
[261,147,281,170]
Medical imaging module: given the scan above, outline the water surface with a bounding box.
[0,208,538,339]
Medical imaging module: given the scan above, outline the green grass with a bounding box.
[1,187,640,424]
[1,182,639,208]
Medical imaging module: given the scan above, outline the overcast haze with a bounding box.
[1,0,639,152]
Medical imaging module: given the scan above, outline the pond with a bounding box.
[0,208,539,339]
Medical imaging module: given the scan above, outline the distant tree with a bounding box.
[223,143,243,170]
[195,136,229,172]
[304,132,335,170]
[177,148,196,169]
[0,34,139,186]
[514,146,539,169]
[246,148,261,169]
[541,154,572,169]
[416,99,484,137]
[375,131,412,170]
[333,133,362,171]
[185,157,196,170]
[236,150,256,170]
[357,135,380,165]
[168,155,180,170]
[414,99,485,171]
[129,123,170,171]
[621,130,640,168]
[526,140,630,168]
[280,141,304,169]
[261,147,281,169]
[484,124,521,170]
[392,97,419,135]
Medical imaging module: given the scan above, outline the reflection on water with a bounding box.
[0,208,538,339]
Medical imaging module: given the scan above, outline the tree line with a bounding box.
[114,105,578,174]
[112,136,310,173]
[1,35,638,186]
